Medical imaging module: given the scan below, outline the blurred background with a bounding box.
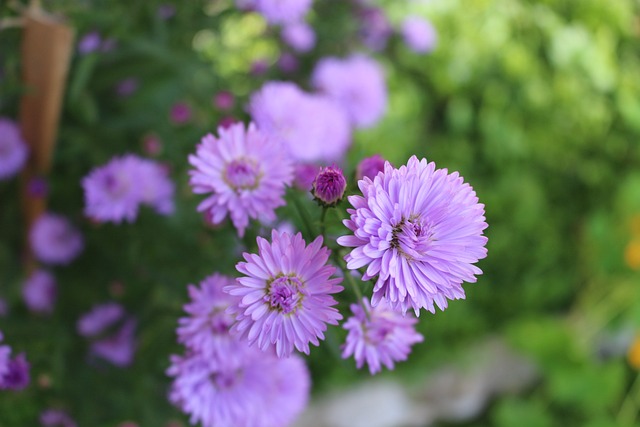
[2,0,640,426]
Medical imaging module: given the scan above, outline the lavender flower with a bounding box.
[188,122,293,237]
[213,91,235,111]
[82,155,143,223]
[77,302,125,337]
[0,353,30,391]
[282,22,316,53]
[91,319,137,367]
[0,118,28,180]
[294,163,320,191]
[177,274,241,359]
[227,230,343,357]
[250,81,351,163]
[357,6,392,51]
[254,0,313,25]
[342,298,423,374]
[277,52,299,73]
[312,165,347,206]
[77,31,102,55]
[29,213,83,265]
[311,55,387,128]
[170,102,192,124]
[337,156,488,315]
[137,159,175,215]
[356,154,386,180]
[22,269,56,315]
[167,349,310,427]
[40,409,77,427]
[0,333,10,378]
[27,176,48,198]
[401,16,437,54]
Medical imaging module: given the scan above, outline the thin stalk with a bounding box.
[290,195,316,239]
[617,372,640,426]
[319,206,328,241]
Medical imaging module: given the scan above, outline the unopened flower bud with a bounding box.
[312,166,346,206]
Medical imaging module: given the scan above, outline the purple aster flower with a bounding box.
[188,122,293,237]
[137,159,175,215]
[0,333,10,378]
[27,176,49,198]
[356,154,387,180]
[401,16,437,54]
[91,318,137,367]
[218,116,238,129]
[227,230,343,357]
[311,55,387,128]
[277,52,299,73]
[312,165,347,206]
[294,163,320,191]
[22,269,56,315]
[157,4,176,20]
[338,156,488,315]
[77,31,102,55]
[115,78,138,97]
[40,409,77,427]
[177,274,242,359]
[213,91,235,111]
[29,213,83,265]
[357,6,392,51]
[167,348,310,427]
[170,102,192,125]
[0,353,30,391]
[77,302,125,337]
[249,81,351,163]
[282,22,316,53]
[342,298,423,374]
[0,117,28,180]
[82,155,143,223]
[254,0,313,25]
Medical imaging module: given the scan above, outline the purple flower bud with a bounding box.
[77,32,102,55]
[170,102,192,125]
[312,166,347,206]
[356,154,387,180]
[213,91,235,111]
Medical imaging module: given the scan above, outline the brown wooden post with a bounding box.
[19,7,74,270]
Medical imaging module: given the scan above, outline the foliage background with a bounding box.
[1,0,640,426]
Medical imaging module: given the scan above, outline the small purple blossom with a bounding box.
[338,156,488,315]
[40,409,77,427]
[356,154,387,180]
[137,159,175,215]
[91,318,137,367]
[142,134,162,156]
[294,163,320,191]
[342,298,423,374]
[0,353,30,391]
[27,176,49,198]
[312,55,387,128]
[250,59,270,76]
[167,348,310,427]
[253,0,313,25]
[77,302,125,337]
[401,16,437,54]
[22,269,57,315]
[213,91,235,111]
[250,81,351,163]
[277,52,299,73]
[312,165,347,206]
[282,22,316,53]
[227,230,343,357]
[357,6,392,51]
[115,78,138,97]
[188,122,293,237]
[170,102,192,125]
[29,213,83,265]
[77,31,102,55]
[0,117,28,180]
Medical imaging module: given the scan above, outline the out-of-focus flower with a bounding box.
[0,333,10,378]
[0,352,30,391]
[100,38,118,52]
[167,348,310,427]
[342,298,423,374]
[401,16,437,54]
[277,52,299,73]
[213,91,235,111]
[115,78,138,97]
[157,4,176,20]
[91,318,137,367]
[0,118,28,181]
[142,134,162,156]
[250,59,270,76]
[235,0,256,11]
[22,269,56,315]
[250,81,351,163]
[137,159,175,216]
[77,302,125,337]
[338,156,488,315]
[356,154,387,180]
[77,31,102,55]
[312,165,347,206]
[294,163,320,191]
[40,409,77,427]
[253,0,313,25]
[312,55,387,128]
[177,274,241,359]
[170,102,192,125]
[357,6,392,51]
[188,122,293,237]
[282,22,316,53]
[26,176,48,198]
[227,230,343,357]
[218,116,238,129]
[29,213,83,265]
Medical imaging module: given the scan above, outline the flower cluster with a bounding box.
[0,332,30,391]
[29,213,84,265]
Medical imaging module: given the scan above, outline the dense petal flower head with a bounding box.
[90,319,137,367]
[227,230,344,358]
[312,165,347,206]
[337,156,488,315]
[77,302,125,337]
[167,348,310,427]
[82,155,144,223]
[0,118,28,180]
[22,269,57,315]
[40,409,77,427]
[137,159,175,215]
[0,353,30,391]
[254,0,313,25]
[249,81,351,163]
[311,55,387,128]
[401,16,437,54]
[282,22,316,53]
[342,298,423,374]
[29,213,83,265]
[177,274,242,359]
[356,154,387,181]
[188,122,293,237]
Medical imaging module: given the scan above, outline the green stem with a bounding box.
[319,206,328,241]
[291,195,316,239]
[332,251,371,321]
[617,372,640,426]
